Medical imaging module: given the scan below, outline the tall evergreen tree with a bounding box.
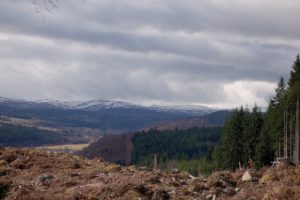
[255,126,273,167]
[264,77,287,155]
[255,102,275,166]
[287,55,300,108]
[273,76,287,106]
[213,107,246,169]
[244,105,264,161]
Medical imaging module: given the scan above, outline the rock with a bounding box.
[242,171,252,182]
[37,174,54,183]
[206,194,213,199]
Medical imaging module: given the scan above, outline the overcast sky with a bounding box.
[0,0,299,108]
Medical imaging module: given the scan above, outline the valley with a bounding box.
[0,97,225,148]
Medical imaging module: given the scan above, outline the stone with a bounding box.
[242,171,252,182]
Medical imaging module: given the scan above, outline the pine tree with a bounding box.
[213,107,246,169]
[255,127,273,167]
[264,77,287,155]
[244,105,264,161]
[273,76,287,106]
[287,55,300,108]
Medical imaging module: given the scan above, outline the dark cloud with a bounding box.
[0,0,299,107]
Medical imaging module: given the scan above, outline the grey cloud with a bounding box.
[0,0,299,107]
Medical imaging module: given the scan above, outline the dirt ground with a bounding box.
[1,147,300,200]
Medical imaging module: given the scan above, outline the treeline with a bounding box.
[212,106,267,169]
[131,127,222,172]
[210,55,300,170]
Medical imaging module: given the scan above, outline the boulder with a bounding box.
[242,171,252,182]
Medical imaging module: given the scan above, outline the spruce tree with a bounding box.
[265,77,287,155]
[287,55,300,108]
[255,126,273,167]
[214,107,246,169]
[244,105,263,162]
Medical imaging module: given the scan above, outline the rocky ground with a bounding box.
[1,147,300,200]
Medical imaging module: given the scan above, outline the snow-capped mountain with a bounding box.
[0,96,220,131]
[22,98,216,115]
[36,99,140,111]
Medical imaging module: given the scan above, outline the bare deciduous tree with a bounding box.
[31,0,59,23]
[30,0,84,23]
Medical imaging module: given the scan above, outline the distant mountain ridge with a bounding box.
[0,96,219,131]
[0,97,214,113]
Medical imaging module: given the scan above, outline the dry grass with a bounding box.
[2,147,300,200]
[35,144,89,151]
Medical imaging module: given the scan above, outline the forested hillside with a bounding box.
[203,55,300,171]
[79,127,223,173]
[131,127,222,170]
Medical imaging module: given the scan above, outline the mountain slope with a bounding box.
[146,110,231,131]
[0,97,217,131]
[78,111,230,165]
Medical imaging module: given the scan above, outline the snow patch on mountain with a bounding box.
[0,97,218,115]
